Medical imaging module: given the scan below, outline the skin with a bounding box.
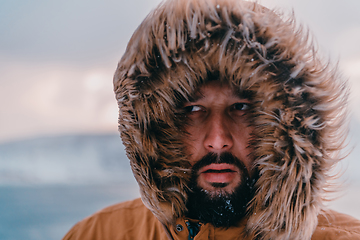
[183,81,254,196]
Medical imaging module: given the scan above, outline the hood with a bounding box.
[113,0,348,239]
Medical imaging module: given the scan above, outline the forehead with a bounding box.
[191,81,247,102]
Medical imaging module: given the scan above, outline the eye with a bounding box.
[232,102,250,111]
[183,105,203,113]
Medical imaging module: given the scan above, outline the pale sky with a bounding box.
[1,0,360,143]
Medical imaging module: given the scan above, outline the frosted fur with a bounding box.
[113,0,348,239]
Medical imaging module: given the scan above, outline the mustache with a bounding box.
[191,152,249,175]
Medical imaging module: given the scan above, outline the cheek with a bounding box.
[182,126,202,163]
[232,126,254,164]
[233,120,253,142]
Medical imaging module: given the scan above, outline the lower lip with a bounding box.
[201,171,237,183]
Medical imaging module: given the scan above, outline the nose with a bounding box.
[203,113,233,152]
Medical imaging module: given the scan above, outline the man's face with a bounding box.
[183,80,255,226]
[183,81,254,195]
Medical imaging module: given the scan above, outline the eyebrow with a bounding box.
[188,89,252,103]
[234,89,253,100]
[188,92,204,103]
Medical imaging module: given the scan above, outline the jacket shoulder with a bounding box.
[62,198,168,240]
[312,209,360,240]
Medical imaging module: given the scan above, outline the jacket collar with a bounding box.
[166,217,248,240]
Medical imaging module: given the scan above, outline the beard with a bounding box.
[185,152,256,228]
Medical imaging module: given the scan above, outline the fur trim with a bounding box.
[113,0,348,239]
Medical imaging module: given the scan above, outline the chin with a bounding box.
[198,181,240,198]
[186,176,255,228]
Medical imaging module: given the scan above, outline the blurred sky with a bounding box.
[1,0,360,143]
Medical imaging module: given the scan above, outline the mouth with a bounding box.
[199,163,238,184]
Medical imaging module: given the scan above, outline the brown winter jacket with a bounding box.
[63,198,360,240]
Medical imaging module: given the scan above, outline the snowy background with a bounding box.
[0,0,360,239]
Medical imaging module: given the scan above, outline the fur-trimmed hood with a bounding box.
[113,0,348,239]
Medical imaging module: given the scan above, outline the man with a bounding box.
[63,0,360,239]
